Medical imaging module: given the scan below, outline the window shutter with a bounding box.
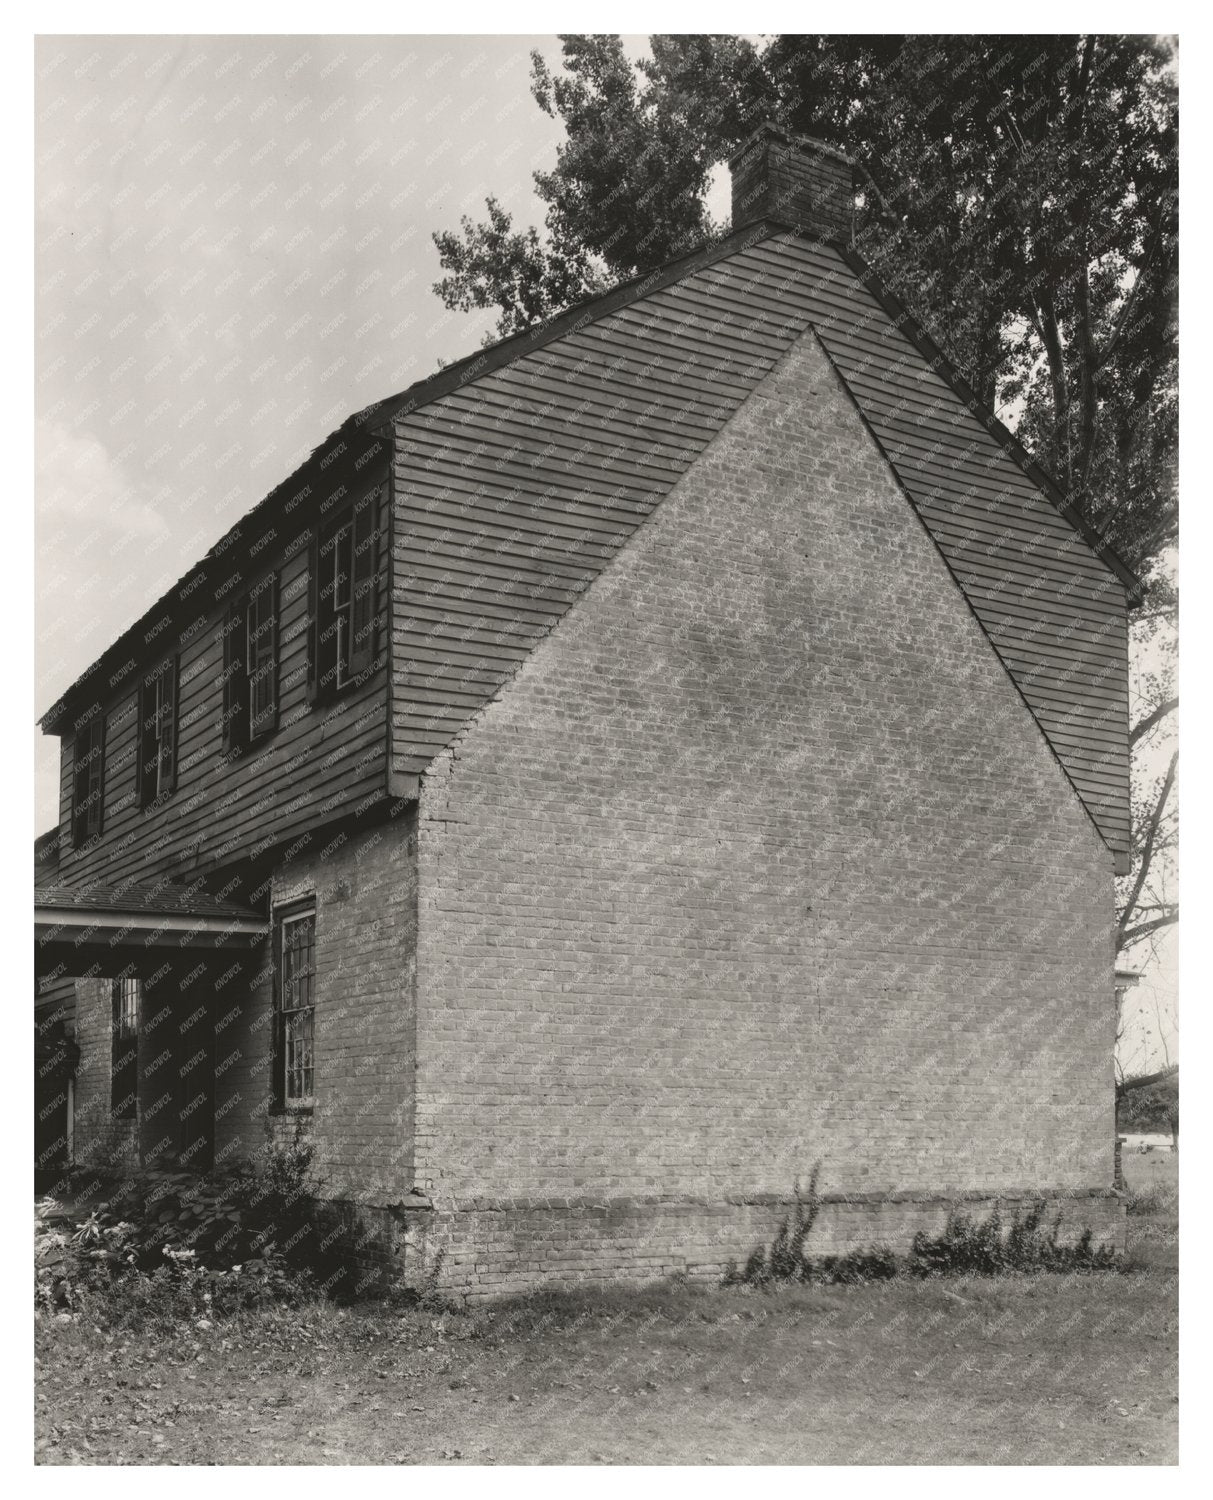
[89,716,106,840]
[306,532,319,704]
[349,494,378,678]
[135,677,149,808]
[161,655,177,794]
[222,605,246,752]
[264,572,279,734]
[248,575,278,740]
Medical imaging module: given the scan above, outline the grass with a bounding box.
[35,1186,1178,1466]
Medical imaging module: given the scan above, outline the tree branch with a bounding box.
[1118,911,1179,951]
[1118,748,1178,938]
[1130,697,1178,749]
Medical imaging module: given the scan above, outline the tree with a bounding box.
[1116,1066,1178,1150]
[433,34,1179,958]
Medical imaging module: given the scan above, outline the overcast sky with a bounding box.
[34,33,676,825]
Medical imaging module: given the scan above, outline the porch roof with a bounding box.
[35,880,268,976]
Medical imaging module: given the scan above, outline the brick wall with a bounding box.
[213,804,419,1204]
[413,327,1119,1290]
[69,977,138,1173]
[406,1191,1125,1300]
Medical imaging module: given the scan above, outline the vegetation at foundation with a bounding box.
[35,1163,1176,1464]
[34,1140,358,1327]
[723,1173,1117,1288]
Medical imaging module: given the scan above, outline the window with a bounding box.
[110,977,140,1120]
[310,491,380,701]
[137,656,177,807]
[273,906,315,1108]
[71,717,105,848]
[223,574,278,751]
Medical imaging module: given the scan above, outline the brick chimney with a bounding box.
[729,123,855,240]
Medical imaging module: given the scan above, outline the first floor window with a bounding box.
[71,716,105,847]
[110,978,140,1120]
[274,905,315,1108]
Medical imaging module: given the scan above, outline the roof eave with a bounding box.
[822,234,1145,605]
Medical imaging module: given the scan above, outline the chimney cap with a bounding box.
[727,121,854,170]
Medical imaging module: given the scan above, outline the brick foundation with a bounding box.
[385,1189,1126,1300]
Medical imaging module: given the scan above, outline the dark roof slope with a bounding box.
[34,880,263,923]
[386,226,1134,867]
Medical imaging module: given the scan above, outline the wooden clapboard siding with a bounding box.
[388,226,1131,866]
[389,239,829,780]
[740,233,1131,861]
[52,458,392,892]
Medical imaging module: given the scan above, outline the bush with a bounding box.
[724,1185,1117,1289]
[908,1202,1116,1275]
[34,1139,342,1325]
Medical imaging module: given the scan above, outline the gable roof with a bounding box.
[40,216,1137,867]
[385,224,1135,867]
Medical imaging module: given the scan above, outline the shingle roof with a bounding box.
[34,880,263,924]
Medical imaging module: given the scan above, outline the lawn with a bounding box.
[35,1187,1178,1466]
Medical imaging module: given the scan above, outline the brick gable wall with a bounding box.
[210,803,420,1202]
[411,327,1119,1291]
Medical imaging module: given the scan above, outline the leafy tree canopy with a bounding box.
[433,34,1177,583]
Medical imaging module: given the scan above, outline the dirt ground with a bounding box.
[34,1183,1178,1467]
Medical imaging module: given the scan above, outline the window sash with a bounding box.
[225,576,277,748]
[312,493,378,699]
[73,720,104,845]
[110,978,140,1120]
[246,580,277,738]
[139,658,176,805]
[276,910,316,1105]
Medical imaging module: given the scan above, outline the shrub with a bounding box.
[724,1186,1117,1289]
[33,1139,343,1324]
[908,1202,1116,1275]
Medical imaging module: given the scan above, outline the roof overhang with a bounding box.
[35,898,268,980]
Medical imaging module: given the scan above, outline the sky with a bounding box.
[34,33,658,822]
[33,32,1176,1073]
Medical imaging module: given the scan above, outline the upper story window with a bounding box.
[223,573,278,752]
[310,491,381,701]
[273,903,316,1109]
[137,656,177,808]
[71,717,105,848]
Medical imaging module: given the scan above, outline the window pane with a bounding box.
[277,912,316,1103]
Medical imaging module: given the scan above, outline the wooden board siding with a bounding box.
[389,229,1131,866]
[754,235,1132,862]
[53,461,392,892]
[389,241,823,773]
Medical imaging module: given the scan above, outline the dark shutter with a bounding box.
[88,716,106,841]
[349,494,378,678]
[161,655,177,794]
[249,574,278,740]
[222,605,247,752]
[71,730,88,847]
[306,531,319,704]
[135,676,150,808]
